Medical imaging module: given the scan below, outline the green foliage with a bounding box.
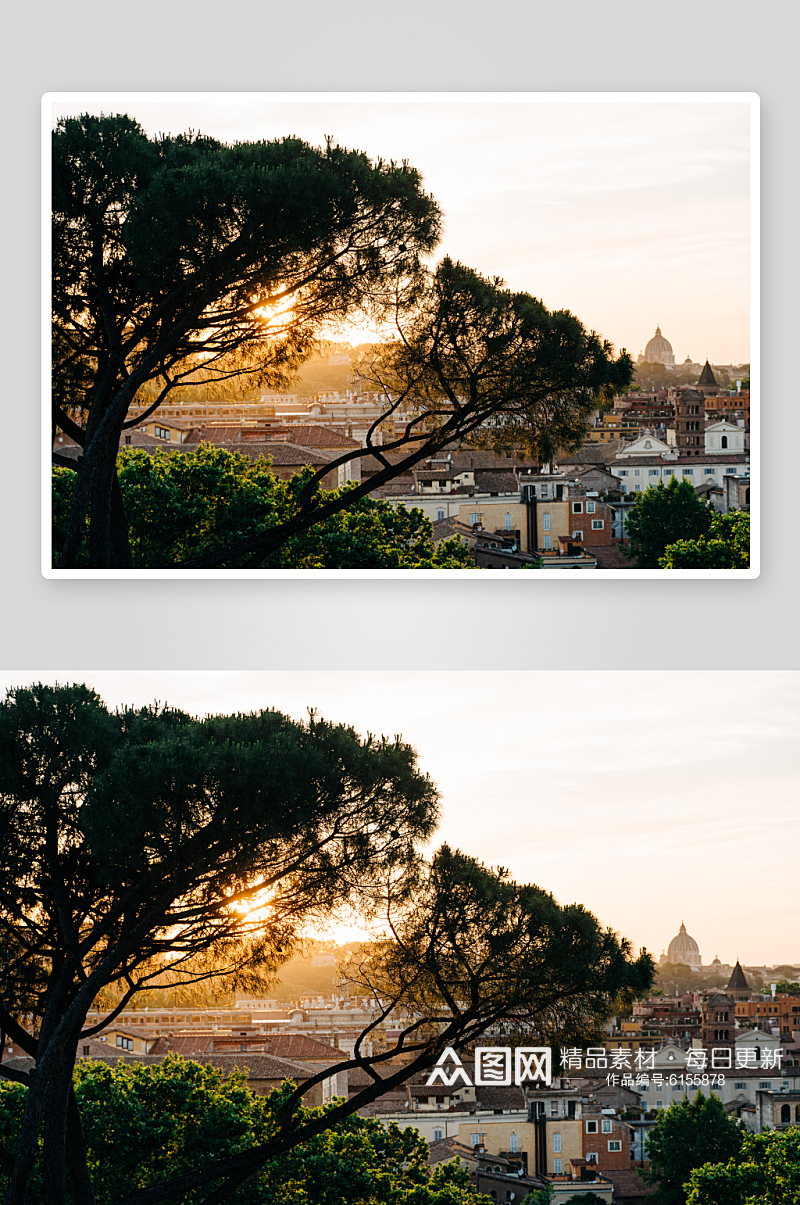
[643,1092,743,1205]
[657,962,700,996]
[0,1057,490,1205]
[75,1058,269,1205]
[660,510,750,569]
[685,1127,800,1205]
[522,1187,555,1205]
[53,448,473,569]
[623,477,712,568]
[634,361,679,390]
[563,1194,608,1205]
[256,1106,490,1205]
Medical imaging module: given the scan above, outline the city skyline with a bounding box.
[4,670,792,964]
[47,93,754,366]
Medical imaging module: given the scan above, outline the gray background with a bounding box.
[3,1,795,670]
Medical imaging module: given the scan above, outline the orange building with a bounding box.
[736,995,800,1036]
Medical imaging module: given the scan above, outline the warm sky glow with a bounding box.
[4,670,792,966]
[51,94,753,366]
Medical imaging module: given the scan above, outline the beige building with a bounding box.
[533,498,570,552]
[456,1117,538,1163]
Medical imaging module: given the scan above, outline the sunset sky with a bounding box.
[49,93,753,367]
[5,670,792,966]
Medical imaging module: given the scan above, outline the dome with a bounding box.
[666,921,702,969]
[644,325,675,367]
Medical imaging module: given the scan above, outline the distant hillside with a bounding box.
[289,343,381,396]
[271,939,369,1002]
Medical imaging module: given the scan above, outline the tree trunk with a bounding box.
[3,1064,50,1205]
[58,455,94,568]
[110,470,133,569]
[65,1086,97,1205]
[60,431,129,571]
[87,449,118,570]
[40,1060,73,1205]
[58,399,131,569]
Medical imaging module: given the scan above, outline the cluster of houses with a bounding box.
[53,355,751,569]
[5,951,796,1204]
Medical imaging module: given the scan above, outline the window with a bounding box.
[586,501,596,513]
[656,1100,664,1108]
[759,1082,772,1089]
[649,469,659,475]
[586,1121,598,1134]
[721,435,728,448]
[543,535,551,550]
[470,513,480,525]
[618,469,628,477]
[504,513,513,531]
[433,1128,443,1141]
[705,467,716,474]
[634,469,641,477]
[543,513,551,531]
[154,426,171,441]
[471,1133,483,1148]
[586,1152,598,1164]
[572,502,583,513]
[509,1133,518,1153]
[572,530,583,540]
[734,1082,746,1089]
[601,1119,613,1133]
[553,1158,562,1174]
[553,1133,562,1153]
[682,469,694,476]
[436,509,445,521]
[634,484,641,491]
[663,469,674,476]
[591,520,604,530]
[608,1140,622,1152]
[725,467,736,474]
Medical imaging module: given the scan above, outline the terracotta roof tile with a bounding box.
[601,1169,658,1198]
[474,1084,526,1110]
[269,425,361,449]
[473,471,518,493]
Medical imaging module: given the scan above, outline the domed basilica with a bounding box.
[659,921,702,970]
[638,325,676,368]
